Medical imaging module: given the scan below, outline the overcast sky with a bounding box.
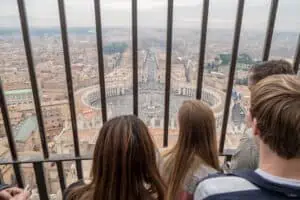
[0,0,299,31]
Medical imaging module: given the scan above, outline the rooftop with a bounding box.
[14,116,38,142]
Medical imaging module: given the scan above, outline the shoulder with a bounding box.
[160,150,173,173]
[194,174,259,200]
[185,165,218,194]
[191,165,218,186]
[229,130,259,171]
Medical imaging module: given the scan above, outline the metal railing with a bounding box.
[0,0,300,199]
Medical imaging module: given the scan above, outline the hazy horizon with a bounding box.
[0,0,299,31]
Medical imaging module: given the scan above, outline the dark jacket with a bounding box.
[225,128,259,172]
[194,170,300,200]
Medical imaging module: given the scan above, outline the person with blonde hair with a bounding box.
[64,115,166,200]
[195,75,300,200]
[162,100,220,200]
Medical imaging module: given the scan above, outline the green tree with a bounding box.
[103,42,128,55]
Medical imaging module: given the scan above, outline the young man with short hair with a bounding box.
[228,60,295,171]
[195,75,300,199]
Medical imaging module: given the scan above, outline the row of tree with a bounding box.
[103,42,128,55]
[219,53,255,65]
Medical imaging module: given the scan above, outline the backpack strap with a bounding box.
[232,170,300,198]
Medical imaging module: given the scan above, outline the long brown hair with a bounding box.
[67,115,166,200]
[163,100,219,200]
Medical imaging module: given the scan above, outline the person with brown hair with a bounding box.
[195,75,300,200]
[228,59,295,171]
[161,100,220,200]
[64,115,166,200]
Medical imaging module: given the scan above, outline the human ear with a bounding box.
[252,118,260,136]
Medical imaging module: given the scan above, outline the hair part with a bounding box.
[250,75,300,159]
[66,115,166,200]
[163,100,220,200]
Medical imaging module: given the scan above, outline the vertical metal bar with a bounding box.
[163,0,174,147]
[57,0,83,180]
[94,0,107,123]
[196,0,209,99]
[0,171,4,185]
[16,0,49,158]
[132,0,138,116]
[56,161,66,192]
[0,81,24,187]
[293,34,300,74]
[12,164,24,188]
[219,0,245,153]
[262,0,279,61]
[33,162,49,200]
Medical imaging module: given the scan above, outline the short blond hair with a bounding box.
[250,75,300,159]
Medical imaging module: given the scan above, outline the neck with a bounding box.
[259,141,300,180]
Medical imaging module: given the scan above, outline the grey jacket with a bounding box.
[226,128,259,171]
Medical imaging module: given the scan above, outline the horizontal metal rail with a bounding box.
[0,155,92,166]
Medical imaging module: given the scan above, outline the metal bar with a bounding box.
[0,80,24,187]
[293,34,300,74]
[219,0,245,153]
[0,172,4,185]
[262,0,279,61]
[0,155,93,165]
[0,81,18,161]
[33,162,49,200]
[132,0,138,116]
[163,0,174,147]
[94,0,107,123]
[12,164,24,188]
[57,0,83,180]
[196,0,209,99]
[56,161,66,192]
[16,0,49,158]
